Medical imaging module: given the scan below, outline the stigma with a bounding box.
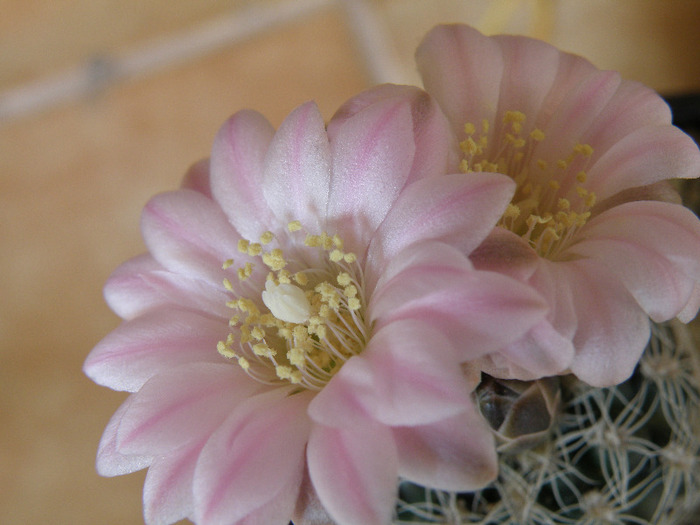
[217,222,369,391]
[261,281,311,324]
[460,111,596,259]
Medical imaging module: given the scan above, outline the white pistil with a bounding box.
[261,280,311,324]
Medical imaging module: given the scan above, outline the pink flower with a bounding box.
[411,24,700,386]
[84,89,547,525]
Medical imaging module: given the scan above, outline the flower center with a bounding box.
[217,221,369,391]
[460,110,596,259]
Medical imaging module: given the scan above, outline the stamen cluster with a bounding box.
[217,221,369,391]
[460,110,597,258]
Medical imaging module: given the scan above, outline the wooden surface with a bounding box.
[1,1,699,523]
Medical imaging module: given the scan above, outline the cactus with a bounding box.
[394,321,700,524]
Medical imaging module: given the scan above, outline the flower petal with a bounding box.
[581,80,673,161]
[328,84,456,183]
[84,309,230,392]
[209,110,276,240]
[103,254,167,320]
[469,228,540,281]
[371,242,548,359]
[141,189,242,283]
[416,24,504,137]
[308,421,398,525]
[309,319,470,428]
[564,259,651,386]
[480,319,576,380]
[233,469,305,525]
[366,172,515,277]
[534,69,622,165]
[262,101,331,231]
[492,33,560,128]
[117,363,255,455]
[571,200,700,321]
[393,409,497,491]
[326,97,415,254]
[143,439,205,525]
[193,388,312,524]
[95,396,152,476]
[104,254,232,321]
[587,125,700,200]
[678,283,700,323]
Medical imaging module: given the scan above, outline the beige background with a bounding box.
[2,1,700,523]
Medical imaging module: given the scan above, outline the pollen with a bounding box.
[262,249,286,271]
[218,223,369,391]
[237,262,254,281]
[247,243,262,257]
[460,110,597,259]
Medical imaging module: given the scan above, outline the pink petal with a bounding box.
[209,110,276,241]
[535,70,622,165]
[84,309,230,392]
[262,101,331,232]
[593,181,682,216]
[678,283,700,323]
[193,388,312,524]
[564,258,650,386]
[571,201,700,320]
[416,24,504,137]
[326,97,416,254]
[234,470,305,525]
[491,33,560,131]
[328,84,456,183]
[366,172,515,276]
[482,319,576,380]
[117,363,255,455]
[373,238,475,290]
[581,80,673,162]
[530,48,598,129]
[292,466,334,525]
[529,259,578,342]
[307,366,371,429]
[143,438,205,525]
[371,243,548,359]
[478,258,581,380]
[140,189,243,284]
[104,254,232,321]
[469,227,540,281]
[587,125,700,200]
[308,421,398,525]
[480,259,580,380]
[393,409,497,491]
[310,319,470,428]
[571,239,694,322]
[103,254,168,320]
[180,158,212,197]
[96,396,153,476]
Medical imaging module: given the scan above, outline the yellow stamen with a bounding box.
[218,222,369,391]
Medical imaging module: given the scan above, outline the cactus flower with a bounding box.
[84,90,547,524]
[413,24,700,386]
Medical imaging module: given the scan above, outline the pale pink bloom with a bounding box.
[409,24,700,386]
[85,89,547,525]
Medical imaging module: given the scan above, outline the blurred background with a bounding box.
[1,1,699,523]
